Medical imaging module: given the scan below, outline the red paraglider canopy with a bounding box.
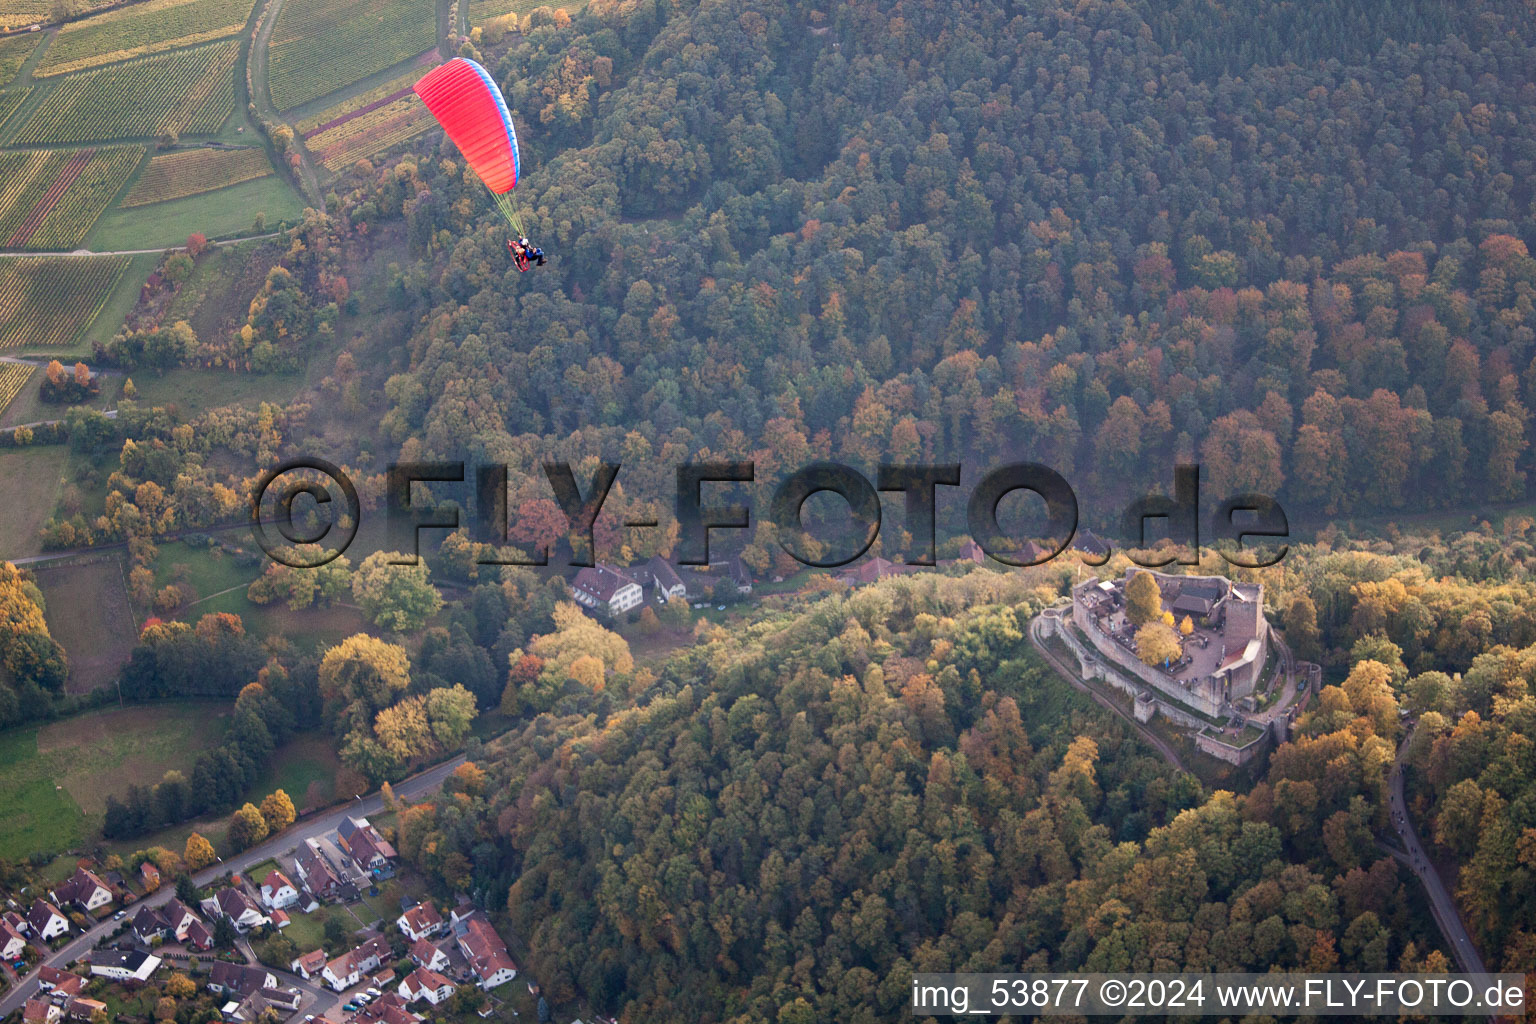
[413,57,521,194]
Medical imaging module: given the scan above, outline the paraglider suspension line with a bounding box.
[494,192,525,236]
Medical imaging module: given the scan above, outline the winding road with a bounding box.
[1384,731,1488,976]
[0,755,466,1021]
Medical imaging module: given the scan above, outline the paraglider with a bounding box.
[413,57,543,266]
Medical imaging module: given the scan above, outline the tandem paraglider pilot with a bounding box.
[414,57,545,270]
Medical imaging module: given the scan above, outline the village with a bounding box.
[0,814,596,1024]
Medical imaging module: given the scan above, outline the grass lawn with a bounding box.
[77,252,162,358]
[34,556,139,693]
[36,703,230,815]
[86,176,304,250]
[0,444,73,560]
[124,364,307,417]
[0,726,89,861]
[241,857,281,887]
[152,540,263,610]
[282,902,342,953]
[253,733,340,813]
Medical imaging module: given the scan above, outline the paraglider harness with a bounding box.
[508,237,545,272]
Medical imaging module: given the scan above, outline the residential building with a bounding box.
[87,949,161,983]
[836,556,919,586]
[209,962,277,998]
[729,555,753,594]
[50,869,112,914]
[132,905,171,944]
[398,968,455,1006]
[2,910,28,937]
[640,557,687,601]
[336,817,396,879]
[396,902,445,942]
[65,999,107,1022]
[159,899,198,941]
[321,936,391,992]
[294,840,344,903]
[36,966,84,997]
[570,565,643,616]
[259,871,300,910]
[455,917,516,990]
[184,919,214,951]
[0,918,25,959]
[27,901,68,941]
[138,863,161,892]
[215,887,271,932]
[22,998,60,1024]
[290,949,327,980]
[407,939,449,973]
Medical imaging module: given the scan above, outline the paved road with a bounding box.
[1029,610,1188,773]
[0,755,465,1020]
[1385,732,1488,975]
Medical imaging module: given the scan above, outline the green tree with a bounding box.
[352,551,443,631]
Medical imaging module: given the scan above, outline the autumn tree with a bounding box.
[1125,571,1163,626]
[229,802,270,850]
[260,789,296,833]
[184,831,216,869]
[1136,622,1182,668]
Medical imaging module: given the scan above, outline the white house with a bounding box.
[570,566,643,616]
[0,919,26,959]
[397,968,455,1006]
[407,939,449,973]
[396,902,445,942]
[259,870,300,911]
[22,998,60,1024]
[51,869,112,914]
[641,557,688,601]
[456,917,516,990]
[27,901,68,941]
[290,949,327,980]
[88,949,161,983]
[215,888,271,932]
[322,937,390,992]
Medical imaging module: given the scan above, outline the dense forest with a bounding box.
[43,0,1536,563]
[387,568,1465,1021]
[14,0,1536,1016]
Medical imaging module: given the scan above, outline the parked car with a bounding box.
[343,1003,358,1012]
[365,988,382,998]
[113,911,126,920]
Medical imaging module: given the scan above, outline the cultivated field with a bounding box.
[12,40,239,143]
[267,0,435,111]
[0,87,29,131]
[34,557,139,694]
[0,361,34,415]
[0,32,39,85]
[0,255,131,348]
[37,0,255,76]
[308,94,434,171]
[0,0,117,30]
[122,146,273,206]
[295,63,425,133]
[0,146,145,249]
